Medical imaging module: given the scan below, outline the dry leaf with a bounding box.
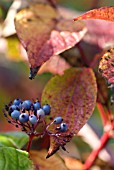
[15,3,87,78]
[30,150,67,170]
[64,157,84,170]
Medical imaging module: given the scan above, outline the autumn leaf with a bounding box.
[99,48,114,84]
[74,6,114,22]
[64,157,84,170]
[14,3,87,79]
[41,68,97,158]
[30,150,67,170]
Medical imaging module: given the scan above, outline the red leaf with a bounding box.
[41,68,97,158]
[74,6,114,22]
[14,3,87,78]
[99,48,114,84]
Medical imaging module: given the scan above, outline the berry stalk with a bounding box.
[26,134,34,152]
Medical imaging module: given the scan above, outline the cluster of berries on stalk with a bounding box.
[3,99,68,137]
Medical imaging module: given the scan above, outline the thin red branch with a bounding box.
[76,43,90,67]
[26,134,34,152]
[89,53,101,68]
[84,132,110,170]
[97,103,108,126]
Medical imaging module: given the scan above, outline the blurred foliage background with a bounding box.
[0,1,114,168]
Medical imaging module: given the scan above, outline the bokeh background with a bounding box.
[0,1,114,168]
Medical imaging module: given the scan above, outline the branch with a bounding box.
[76,43,90,66]
[97,103,108,126]
[84,132,110,170]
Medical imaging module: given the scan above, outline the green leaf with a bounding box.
[0,132,29,149]
[0,147,34,170]
[42,68,97,158]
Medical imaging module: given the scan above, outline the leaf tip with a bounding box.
[29,66,40,80]
[46,146,60,158]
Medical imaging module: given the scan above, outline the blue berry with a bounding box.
[54,116,63,124]
[13,99,22,106]
[60,123,68,132]
[29,115,37,124]
[10,105,17,111]
[37,109,45,117]
[11,110,20,120]
[18,103,22,110]
[22,100,32,110]
[42,104,51,115]
[19,113,29,123]
[33,102,40,110]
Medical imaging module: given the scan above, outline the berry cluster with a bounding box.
[3,99,68,137]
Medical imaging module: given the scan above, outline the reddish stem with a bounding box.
[89,53,101,68]
[76,43,90,66]
[26,134,34,152]
[97,103,108,126]
[84,132,110,170]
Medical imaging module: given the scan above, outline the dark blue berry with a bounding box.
[18,103,22,110]
[19,113,29,123]
[10,105,17,111]
[22,100,32,110]
[42,104,51,115]
[29,115,37,124]
[60,123,68,132]
[33,102,40,110]
[54,116,63,124]
[13,99,22,106]
[11,110,20,120]
[37,109,45,117]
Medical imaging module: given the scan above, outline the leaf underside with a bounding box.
[41,68,97,158]
[99,48,114,84]
[74,6,114,22]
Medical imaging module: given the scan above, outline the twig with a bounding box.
[97,103,108,126]
[84,132,110,170]
[76,43,90,67]
[26,134,34,152]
